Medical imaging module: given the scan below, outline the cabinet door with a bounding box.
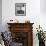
[11,32,28,46]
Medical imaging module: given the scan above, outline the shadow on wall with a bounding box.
[40,0,46,14]
[0,0,2,32]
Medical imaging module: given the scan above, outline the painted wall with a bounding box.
[40,0,46,13]
[0,0,2,32]
[40,0,46,31]
[2,0,40,46]
[2,0,46,46]
[2,0,40,31]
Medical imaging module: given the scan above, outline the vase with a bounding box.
[39,40,45,46]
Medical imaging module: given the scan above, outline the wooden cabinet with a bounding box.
[7,23,34,46]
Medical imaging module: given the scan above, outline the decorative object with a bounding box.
[36,25,45,46]
[25,20,30,23]
[8,19,19,23]
[15,3,26,16]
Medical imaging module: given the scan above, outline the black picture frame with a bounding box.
[15,3,26,16]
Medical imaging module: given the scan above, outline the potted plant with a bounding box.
[36,25,45,46]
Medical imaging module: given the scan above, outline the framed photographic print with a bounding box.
[15,3,26,16]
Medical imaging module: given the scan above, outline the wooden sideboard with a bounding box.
[7,23,34,46]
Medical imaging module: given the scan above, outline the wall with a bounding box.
[2,0,40,30]
[0,0,2,32]
[2,0,46,46]
[40,0,46,13]
[2,0,40,46]
[40,0,46,31]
